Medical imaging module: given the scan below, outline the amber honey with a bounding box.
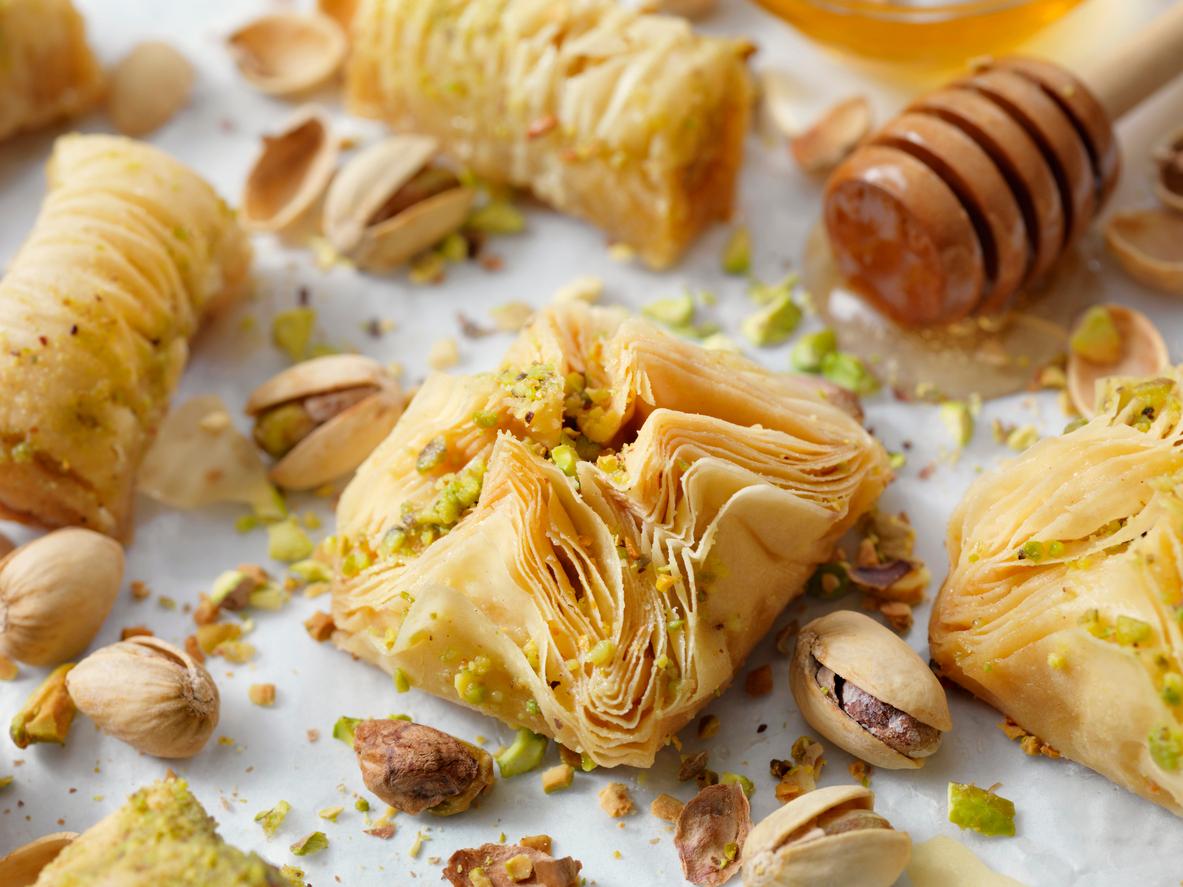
[753,0,1086,63]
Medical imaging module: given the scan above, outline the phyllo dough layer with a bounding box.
[0,0,102,141]
[0,135,251,537]
[931,369,1183,815]
[346,0,752,269]
[331,304,889,767]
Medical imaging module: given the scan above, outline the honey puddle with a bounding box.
[802,225,1104,400]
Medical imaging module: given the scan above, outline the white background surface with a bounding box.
[1,0,1182,884]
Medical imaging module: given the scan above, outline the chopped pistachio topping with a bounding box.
[1069,306,1122,364]
[255,800,292,838]
[747,273,798,306]
[472,409,500,429]
[741,291,801,347]
[318,806,344,822]
[393,667,413,693]
[1162,672,1183,705]
[268,520,314,563]
[806,562,851,600]
[504,853,535,881]
[586,639,617,667]
[721,226,751,275]
[417,435,448,472]
[290,558,332,584]
[332,716,362,747]
[1149,726,1183,771]
[719,772,755,798]
[821,351,879,395]
[496,728,548,778]
[290,831,328,856]
[947,783,1016,837]
[940,401,974,448]
[10,663,75,748]
[1114,615,1152,647]
[272,308,316,362]
[1005,425,1040,451]
[642,294,695,328]
[550,444,578,477]
[791,329,837,373]
[468,201,526,235]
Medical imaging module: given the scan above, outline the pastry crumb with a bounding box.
[650,793,684,823]
[598,783,634,818]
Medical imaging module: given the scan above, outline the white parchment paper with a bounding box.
[1,0,1181,884]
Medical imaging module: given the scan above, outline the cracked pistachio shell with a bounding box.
[246,354,394,415]
[743,785,910,887]
[790,610,950,769]
[1153,126,1183,213]
[1066,305,1169,417]
[322,136,476,270]
[228,12,346,96]
[242,105,339,233]
[0,832,77,887]
[1105,207,1183,295]
[0,529,124,666]
[66,636,219,758]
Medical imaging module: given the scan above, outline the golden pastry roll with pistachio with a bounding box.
[0,0,103,141]
[331,303,890,767]
[931,369,1183,815]
[0,135,251,538]
[346,0,752,269]
[27,778,286,886]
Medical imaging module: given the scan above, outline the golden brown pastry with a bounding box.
[0,135,252,538]
[931,369,1183,815]
[330,303,889,767]
[346,0,752,269]
[0,0,103,141]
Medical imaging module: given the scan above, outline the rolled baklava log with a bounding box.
[931,368,1183,815]
[0,0,103,141]
[346,0,753,269]
[331,303,890,767]
[0,135,252,538]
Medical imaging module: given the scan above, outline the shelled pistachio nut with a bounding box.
[743,784,910,887]
[242,105,339,233]
[0,529,124,666]
[67,636,219,758]
[790,610,951,769]
[0,832,77,887]
[322,135,475,271]
[246,353,403,490]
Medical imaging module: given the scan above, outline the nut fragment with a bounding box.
[790,611,951,769]
[66,636,219,758]
[354,719,494,815]
[0,528,124,665]
[742,784,910,887]
[322,136,476,271]
[1105,207,1183,295]
[443,843,582,887]
[10,664,76,748]
[228,12,346,96]
[1066,304,1170,417]
[246,354,403,490]
[242,106,339,233]
[0,832,77,886]
[107,42,194,136]
[790,97,872,174]
[675,783,751,887]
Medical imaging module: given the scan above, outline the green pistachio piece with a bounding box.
[550,444,578,477]
[721,226,751,275]
[1114,615,1152,647]
[940,401,974,448]
[741,292,801,347]
[268,520,314,563]
[467,201,526,235]
[1069,306,1122,364]
[642,294,695,328]
[255,800,292,838]
[1149,726,1183,771]
[947,783,1015,837]
[747,273,798,306]
[332,716,362,747]
[253,403,317,459]
[791,329,838,373]
[290,558,332,584]
[719,772,755,798]
[272,308,316,363]
[820,351,879,395]
[496,728,548,778]
[290,831,328,856]
[806,562,851,600]
[10,663,75,748]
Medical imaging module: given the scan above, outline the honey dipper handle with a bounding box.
[1081,1,1183,120]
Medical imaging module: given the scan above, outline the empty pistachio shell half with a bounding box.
[1067,304,1170,417]
[790,96,872,175]
[790,610,951,769]
[743,784,910,887]
[0,528,125,666]
[242,106,338,233]
[67,636,219,758]
[0,832,77,887]
[1153,126,1183,213]
[246,354,403,490]
[228,12,346,97]
[1105,207,1183,295]
[323,136,475,271]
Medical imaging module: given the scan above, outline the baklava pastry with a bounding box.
[346,0,753,269]
[331,303,890,767]
[0,135,251,538]
[0,0,103,142]
[931,369,1183,815]
[31,778,286,886]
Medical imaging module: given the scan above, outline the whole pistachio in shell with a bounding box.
[66,636,219,758]
[322,136,476,271]
[742,784,910,887]
[245,353,403,490]
[0,529,124,666]
[790,610,951,769]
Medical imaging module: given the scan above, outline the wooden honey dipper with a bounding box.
[823,3,1183,327]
